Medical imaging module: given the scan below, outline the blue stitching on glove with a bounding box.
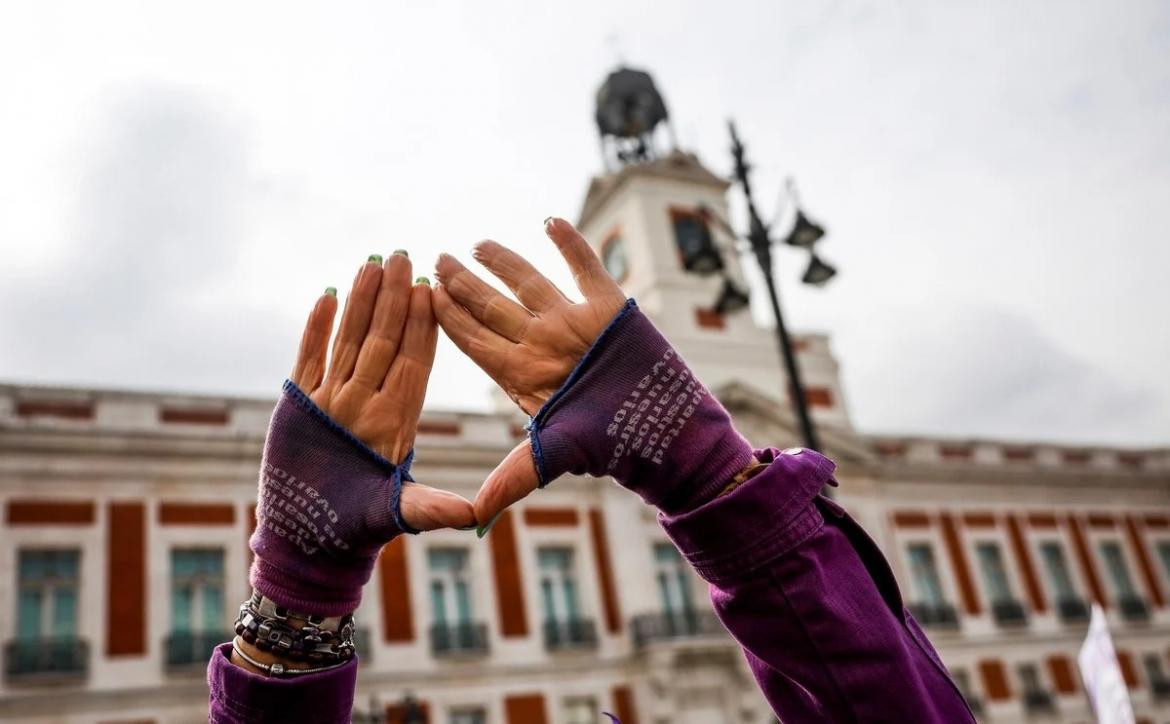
[526,298,637,488]
[281,379,420,534]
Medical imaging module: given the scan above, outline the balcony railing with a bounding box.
[1022,688,1055,713]
[354,627,372,661]
[430,622,489,656]
[165,631,227,669]
[1150,677,1170,701]
[631,610,725,647]
[907,602,960,630]
[5,637,89,680]
[964,695,985,718]
[991,599,1029,626]
[542,618,598,651]
[1056,596,1089,623]
[1119,595,1150,623]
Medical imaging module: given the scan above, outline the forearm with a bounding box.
[659,448,975,722]
[208,382,413,723]
[209,590,361,723]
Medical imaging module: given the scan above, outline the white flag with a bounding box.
[1077,604,1134,724]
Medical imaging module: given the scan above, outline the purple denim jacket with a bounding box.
[207,445,973,722]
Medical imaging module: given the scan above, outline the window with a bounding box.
[1018,663,1043,691]
[670,209,722,275]
[906,544,945,606]
[1144,654,1168,684]
[1018,662,1054,711]
[171,549,225,633]
[601,234,629,282]
[1155,541,1170,584]
[17,549,80,640]
[975,543,1013,603]
[1100,541,1137,597]
[654,543,694,617]
[952,669,982,711]
[1039,542,1077,600]
[428,548,472,626]
[563,697,597,724]
[449,708,486,724]
[538,548,580,624]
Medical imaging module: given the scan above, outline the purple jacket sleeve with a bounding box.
[660,447,976,722]
[207,644,356,723]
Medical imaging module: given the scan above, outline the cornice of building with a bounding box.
[4,381,1166,485]
[578,149,731,229]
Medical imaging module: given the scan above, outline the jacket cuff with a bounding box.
[207,643,357,723]
[659,447,838,585]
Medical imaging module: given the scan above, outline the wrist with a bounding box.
[717,457,768,497]
[228,590,357,677]
[249,381,414,618]
[528,300,754,511]
[231,636,317,675]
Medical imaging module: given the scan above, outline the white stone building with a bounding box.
[1,150,1168,724]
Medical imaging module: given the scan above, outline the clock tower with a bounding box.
[578,68,853,432]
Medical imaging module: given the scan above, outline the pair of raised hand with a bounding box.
[288,217,626,534]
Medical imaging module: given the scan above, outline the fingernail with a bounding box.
[368,254,383,264]
[457,523,478,531]
[324,287,337,297]
[476,511,503,539]
[393,249,409,258]
[543,216,554,226]
[415,276,431,286]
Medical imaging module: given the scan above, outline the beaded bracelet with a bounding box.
[233,591,357,663]
[232,636,350,677]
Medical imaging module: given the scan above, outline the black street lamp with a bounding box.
[726,120,836,453]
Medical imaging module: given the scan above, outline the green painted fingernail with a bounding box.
[368,254,383,264]
[543,216,553,225]
[393,249,409,258]
[324,287,337,297]
[476,510,503,539]
[415,276,430,286]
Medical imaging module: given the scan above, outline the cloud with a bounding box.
[0,84,295,393]
[0,0,1165,445]
[847,303,1167,445]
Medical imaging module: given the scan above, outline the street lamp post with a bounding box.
[728,120,828,453]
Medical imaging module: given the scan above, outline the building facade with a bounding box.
[1,152,1168,724]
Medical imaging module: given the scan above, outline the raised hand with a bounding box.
[433,218,627,528]
[290,253,475,532]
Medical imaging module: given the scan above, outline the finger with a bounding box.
[290,289,338,392]
[382,280,438,393]
[545,217,624,300]
[432,283,513,378]
[324,259,384,390]
[434,253,533,342]
[473,439,541,527]
[399,483,476,531]
[471,240,570,313]
[351,252,412,387]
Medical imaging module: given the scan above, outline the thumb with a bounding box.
[474,439,541,528]
[399,483,476,532]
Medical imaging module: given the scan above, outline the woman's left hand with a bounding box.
[289,252,474,531]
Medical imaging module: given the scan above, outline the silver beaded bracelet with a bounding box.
[233,590,357,663]
[232,636,351,677]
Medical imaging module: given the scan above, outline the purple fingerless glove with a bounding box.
[528,299,755,514]
[248,380,416,616]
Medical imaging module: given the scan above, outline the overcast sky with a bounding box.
[1,1,1167,446]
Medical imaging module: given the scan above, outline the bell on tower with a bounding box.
[594,67,674,169]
